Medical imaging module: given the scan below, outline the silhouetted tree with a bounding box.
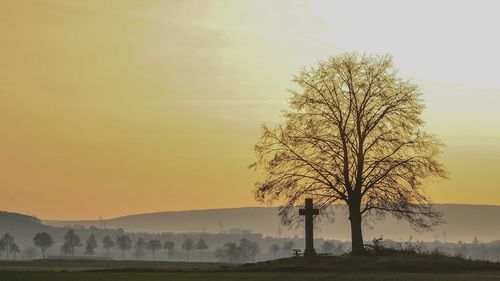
[195,239,208,261]
[164,241,175,260]
[84,233,98,256]
[239,239,260,263]
[215,240,260,263]
[60,242,72,256]
[334,244,346,255]
[282,241,295,255]
[134,238,147,259]
[247,242,260,262]
[33,232,54,259]
[215,242,241,263]
[1,233,14,260]
[182,238,194,261]
[321,241,335,253]
[23,247,38,260]
[9,243,20,260]
[63,230,82,256]
[0,239,5,259]
[116,235,132,260]
[147,239,162,260]
[102,235,114,257]
[252,53,447,255]
[269,244,280,256]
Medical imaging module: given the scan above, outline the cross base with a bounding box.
[303,248,317,257]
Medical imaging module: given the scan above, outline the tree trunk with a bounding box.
[349,201,364,255]
[42,247,45,259]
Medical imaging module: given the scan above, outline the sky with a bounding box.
[1,0,500,220]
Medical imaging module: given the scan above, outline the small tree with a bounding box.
[215,242,242,263]
[133,238,147,259]
[182,238,194,261]
[116,235,132,260]
[239,239,260,263]
[2,233,15,260]
[269,244,280,256]
[195,239,209,261]
[282,241,295,255]
[63,230,82,256]
[164,241,175,260]
[0,238,6,259]
[9,243,20,260]
[33,232,54,259]
[248,242,260,263]
[146,239,162,260]
[84,233,98,256]
[60,243,72,256]
[23,247,38,260]
[321,241,335,253]
[102,235,114,257]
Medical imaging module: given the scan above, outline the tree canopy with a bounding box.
[252,53,447,254]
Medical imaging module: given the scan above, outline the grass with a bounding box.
[1,254,500,281]
[0,259,228,271]
[239,254,500,272]
[2,271,500,281]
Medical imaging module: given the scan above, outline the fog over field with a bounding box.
[2,204,500,262]
[42,204,500,242]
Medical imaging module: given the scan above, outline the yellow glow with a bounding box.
[1,0,500,219]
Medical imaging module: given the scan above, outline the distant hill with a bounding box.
[44,204,500,242]
[0,211,45,233]
[0,211,122,257]
[0,211,58,247]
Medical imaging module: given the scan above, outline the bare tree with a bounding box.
[84,233,98,256]
[164,241,175,260]
[133,238,147,259]
[9,243,20,260]
[63,230,82,256]
[146,239,162,260]
[195,239,208,262]
[116,235,132,260]
[282,241,295,256]
[182,238,194,261]
[0,238,5,259]
[1,233,14,260]
[102,235,114,257]
[252,53,447,255]
[321,241,335,253]
[269,244,280,256]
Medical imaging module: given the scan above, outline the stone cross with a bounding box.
[299,198,319,257]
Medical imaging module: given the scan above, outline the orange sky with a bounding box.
[1,0,500,220]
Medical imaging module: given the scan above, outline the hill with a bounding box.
[44,204,500,242]
[0,211,57,245]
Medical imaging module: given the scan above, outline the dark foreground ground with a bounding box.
[1,255,500,281]
[2,271,500,281]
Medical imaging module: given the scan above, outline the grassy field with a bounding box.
[2,256,500,281]
[0,259,229,271]
[2,271,500,281]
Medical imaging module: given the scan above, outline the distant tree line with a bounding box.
[2,229,500,262]
[0,230,214,261]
